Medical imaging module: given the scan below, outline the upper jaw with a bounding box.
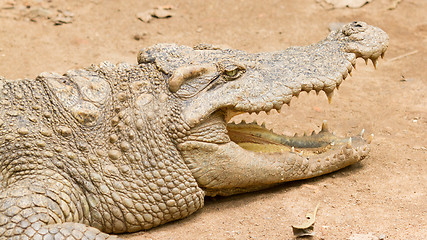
[181,51,378,129]
[180,22,388,128]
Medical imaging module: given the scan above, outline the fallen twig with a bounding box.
[387,50,418,62]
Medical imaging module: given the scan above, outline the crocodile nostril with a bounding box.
[352,21,363,28]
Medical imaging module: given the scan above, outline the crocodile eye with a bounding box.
[224,69,239,78]
[219,62,246,80]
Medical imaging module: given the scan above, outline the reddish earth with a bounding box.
[0,0,425,239]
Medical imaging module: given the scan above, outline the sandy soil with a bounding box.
[0,0,425,239]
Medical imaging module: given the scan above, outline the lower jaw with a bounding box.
[179,126,371,196]
[226,120,372,158]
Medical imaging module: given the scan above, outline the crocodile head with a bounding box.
[138,21,389,196]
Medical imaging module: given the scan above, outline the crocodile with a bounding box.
[0,21,388,239]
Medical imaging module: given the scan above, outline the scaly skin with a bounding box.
[0,22,388,239]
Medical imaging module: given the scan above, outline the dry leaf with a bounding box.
[291,203,320,237]
[317,0,373,9]
[136,11,153,23]
[137,6,174,23]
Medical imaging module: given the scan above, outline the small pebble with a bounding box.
[133,32,147,41]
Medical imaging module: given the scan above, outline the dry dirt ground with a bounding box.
[0,0,426,239]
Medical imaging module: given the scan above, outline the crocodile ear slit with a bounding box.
[169,65,215,92]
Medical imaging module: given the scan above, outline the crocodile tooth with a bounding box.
[360,129,365,137]
[326,91,334,104]
[291,146,295,152]
[346,62,353,72]
[371,58,378,69]
[347,64,353,75]
[342,69,348,79]
[381,52,385,59]
[346,138,352,148]
[348,54,357,65]
[335,75,343,87]
[321,120,329,132]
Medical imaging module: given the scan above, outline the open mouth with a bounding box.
[218,56,378,159]
[225,114,372,158]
